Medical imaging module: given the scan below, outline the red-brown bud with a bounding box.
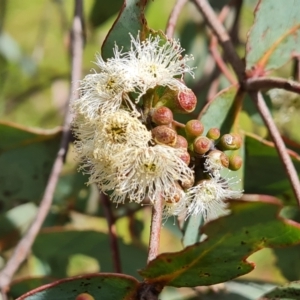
[185,120,204,140]
[179,150,191,165]
[154,86,197,114]
[177,89,197,113]
[174,135,188,149]
[151,106,173,125]
[152,125,177,146]
[193,136,212,155]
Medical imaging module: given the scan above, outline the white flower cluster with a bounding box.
[72,33,242,223]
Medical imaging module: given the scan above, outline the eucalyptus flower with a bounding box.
[93,110,151,150]
[186,177,243,222]
[110,145,194,204]
[125,34,195,99]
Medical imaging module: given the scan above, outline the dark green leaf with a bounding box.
[17,273,139,300]
[89,0,123,28]
[260,281,300,299]
[246,0,300,75]
[140,200,300,287]
[0,122,61,213]
[274,206,300,281]
[32,229,147,279]
[0,203,37,251]
[244,134,300,204]
[101,0,149,60]
[10,277,53,299]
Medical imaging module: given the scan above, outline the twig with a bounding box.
[249,92,300,206]
[165,0,188,38]
[209,35,236,84]
[208,4,236,84]
[1,289,8,300]
[245,77,300,94]
[293,55,300,82]
[147,196,163,263]
[192,0,244,81]
[0,0,84,292]
[229,0,243,45]
[100,193,122,273]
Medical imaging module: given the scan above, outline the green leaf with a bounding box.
[199,85,239,135]
[0,203,37,251]
[16,273,139,300]
[273,206,300,281]
[89,0,123,28]
[101,0,149,60]
[139,200,300,287]
[260,281,300,299]
[246,0,300,75]
[244,134,300,204]
[0,122,61,212]
[32,229,147,279]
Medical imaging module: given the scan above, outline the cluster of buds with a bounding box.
[72,32,243,223]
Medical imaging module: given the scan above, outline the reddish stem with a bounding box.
[100,193,122,273]
[165,0,188,38]
[147,196,163,263]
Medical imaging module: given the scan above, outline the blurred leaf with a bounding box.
[243,93,272,126]
[89,0,123,28]
[101,0,149,60]
[244,134,300,204]
[246,0,300,75]
[259,281,300,299]
[140,200,300,287]
[0,32,22,62]
[274,206,300,281]
[0,202,37,251]
[17,273,139,300]
[0,122,61,212]
[209,0,231,10]
[53,172,91,211]
[32,229,147,279]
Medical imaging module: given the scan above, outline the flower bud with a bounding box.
[185,120,204,140]
[218,133,242,150]
[206,150,229,168]
[155,86,197,114]
[164,183,184,203]
[152,125,177,146]
[229,155,243,171]
[151,106,173,125]
[174,135,188,149]
[75,293,95,300]
[177,89,197,113]
[181,175,195,189]
[179,150,191,165]
[206,127,221,140]
[193,136,212,155]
